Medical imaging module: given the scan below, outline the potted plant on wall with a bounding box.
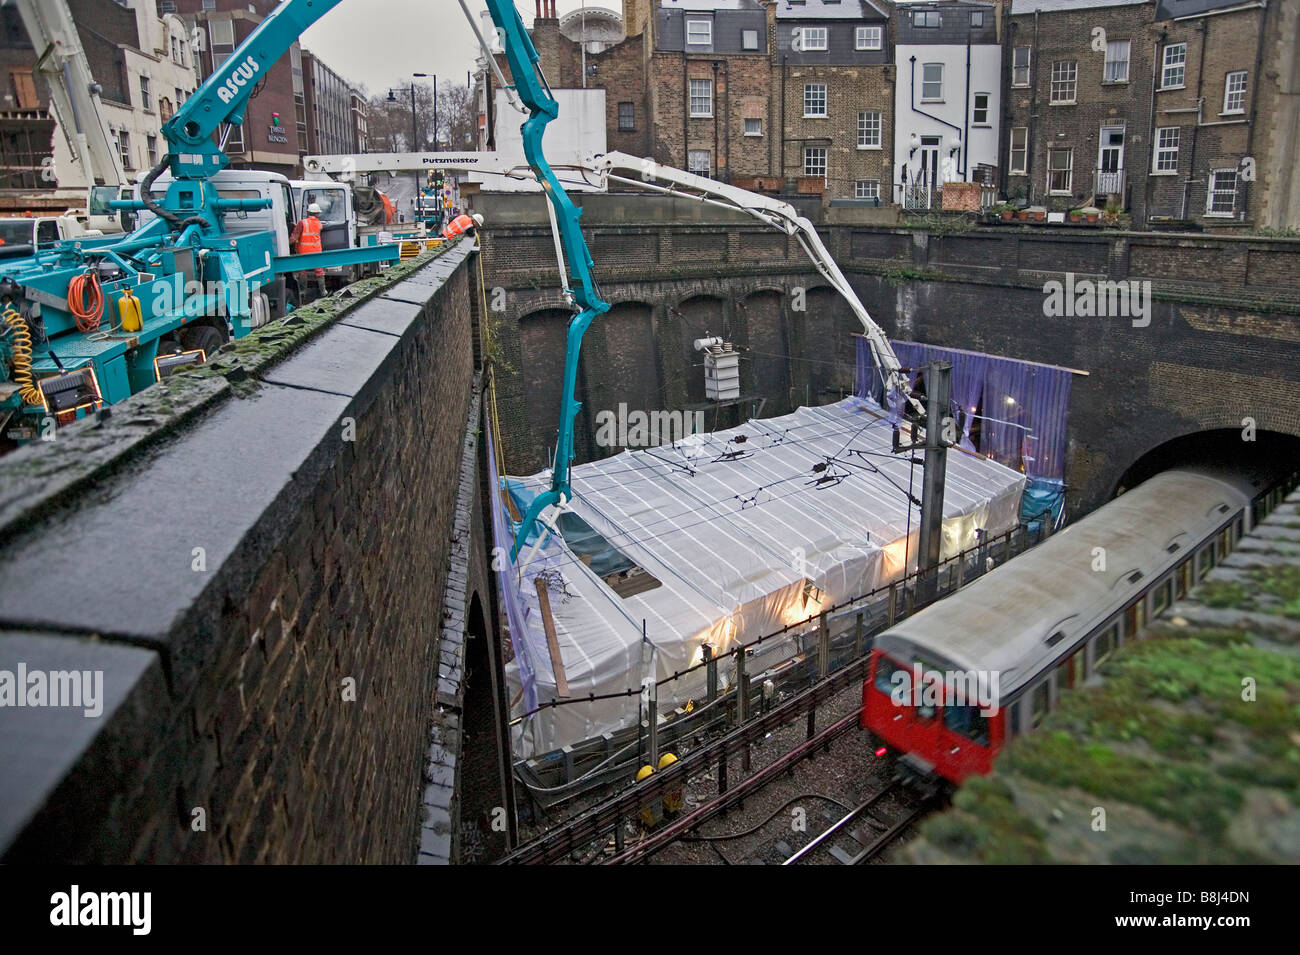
[1029,206,1047,222]
[1081,205,1101,224]
[1069,208,1084,223]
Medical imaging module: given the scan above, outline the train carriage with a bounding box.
[862,468,1254,784]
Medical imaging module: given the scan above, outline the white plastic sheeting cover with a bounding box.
[501,397,1025,758]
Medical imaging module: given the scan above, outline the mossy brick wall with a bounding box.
[0,241,489,863]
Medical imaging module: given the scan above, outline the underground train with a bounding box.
[861,466,1285,785]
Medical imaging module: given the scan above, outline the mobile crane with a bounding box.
[0,0,398,443]
[3,0,129,235]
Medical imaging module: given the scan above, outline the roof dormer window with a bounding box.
[686,18,712,47]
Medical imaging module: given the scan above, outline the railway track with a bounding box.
[498,654,871,864]
[782,783,936,865]
[601,710,860,865]
[498,649,943,866]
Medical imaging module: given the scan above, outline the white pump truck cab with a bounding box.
[288,180,383,289]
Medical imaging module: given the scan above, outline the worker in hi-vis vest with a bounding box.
[441,211,483,241]
[290,202,327,302]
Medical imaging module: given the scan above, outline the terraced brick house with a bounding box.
[892,0,1002,210]
[1004,0,1156,219]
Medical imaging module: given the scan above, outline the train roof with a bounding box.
[874,469,1251,700]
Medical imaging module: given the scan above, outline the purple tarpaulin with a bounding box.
[859,339,1073,480]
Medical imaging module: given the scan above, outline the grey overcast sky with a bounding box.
[298,1,598,98]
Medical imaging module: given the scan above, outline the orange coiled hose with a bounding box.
[3,307,41,405]
[68,270,103,332]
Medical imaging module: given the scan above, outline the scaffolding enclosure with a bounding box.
[492,397,1026,759]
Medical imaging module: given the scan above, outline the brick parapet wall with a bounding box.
[0,242,489,864]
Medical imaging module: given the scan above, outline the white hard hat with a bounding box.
[307,202,322,215]
[471,213,484,227]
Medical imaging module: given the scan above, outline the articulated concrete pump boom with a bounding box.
[480,0,611,560]
[303,148,904,399]
[303,145,914,489]
[309,0,911,560]
[587,152,907,405]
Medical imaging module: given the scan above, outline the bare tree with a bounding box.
[366,80,475,152]
[366,89,415,151]
[435,83,476,151]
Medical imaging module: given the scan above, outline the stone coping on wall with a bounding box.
[480,219,1300,313]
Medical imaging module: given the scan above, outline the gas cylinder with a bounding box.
[118,289,142,332]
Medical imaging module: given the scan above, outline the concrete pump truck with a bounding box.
[0,0,398,445]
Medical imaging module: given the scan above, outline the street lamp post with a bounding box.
[418,74,437,150]
[389,72,434,225]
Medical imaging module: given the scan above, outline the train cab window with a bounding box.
[1093,624,1118,669]
[1153,579,1172,616]
[874,656,907,696]
[1029,681,1050,728]
[943,705,990,746]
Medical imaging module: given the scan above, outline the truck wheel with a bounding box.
[264,277,288,319]
[180,324,226,360]
[248,292,271,330]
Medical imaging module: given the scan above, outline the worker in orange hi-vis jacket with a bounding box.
[289,202,327,302]
[441,211,483,241]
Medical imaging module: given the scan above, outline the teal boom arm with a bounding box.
[484,0,611,559]
[163,0,346,179]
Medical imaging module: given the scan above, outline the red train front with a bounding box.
[862,650,1006,785]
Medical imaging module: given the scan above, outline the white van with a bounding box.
[0,214,102,250]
